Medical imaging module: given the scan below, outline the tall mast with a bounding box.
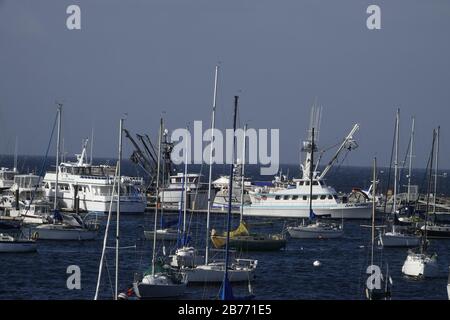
[183,126,189,236]
[407,116,415,203]
[152,118,163,276]
[309,128,315,217]
[392,108,399,214]
[433,126,440,215]
[371,157,377,268]
[205,65,219,265]
[114,117,123,300]
[239,124,247,223]
[423,129,436,252]
[221,95,238,300]
[54,103,62,212]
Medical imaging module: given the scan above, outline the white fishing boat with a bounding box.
[420,223,450,239]
[0,233,37,253]
[43,140,146,214]
[287,127,344,240]
[244,107,371,219]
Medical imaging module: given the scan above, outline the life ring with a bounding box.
[31,232,39,240]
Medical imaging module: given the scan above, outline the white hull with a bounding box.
[25,225,98,240]
[287,226,343,239]
[402,253,439,278]
[49,195,146,214]
[0,241,37,253]
[133,282,186,299]
[182,263,256,283]
[243,204,371,219]
[380,233,421,247]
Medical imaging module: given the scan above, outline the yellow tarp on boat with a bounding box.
[210,221,250,248]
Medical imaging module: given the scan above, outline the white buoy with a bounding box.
[313,260,321,267]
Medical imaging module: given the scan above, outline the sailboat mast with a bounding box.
[393,109,399,214]
[205,65,219,265]
[309,128,315,215]
[407,117,415,203]
[115,117,123,300]
[433,126,440,215]
[371,157,377,268]
[183,126,189,235]
[152,118,163,276]
[239,124,247,223]
[223,96,239,292]
[54,103,62,212]
[423,129,436,252]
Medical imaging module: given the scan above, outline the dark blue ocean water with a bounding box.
[1,156,449,300]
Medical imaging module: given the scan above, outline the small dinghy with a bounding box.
[0,233,37,253]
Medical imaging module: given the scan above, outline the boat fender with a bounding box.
[313,260,321,267]
[31,232,39,240]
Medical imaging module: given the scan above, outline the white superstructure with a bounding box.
[244,109,371,219]
[43,143,146,213]
[0,167,18,191]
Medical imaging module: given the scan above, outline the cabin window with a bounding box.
[275,195,281,200]
[333,195,338,199]
[299,181,304,186]
[303,195,307,201]
[328,195,333,200]
[305,181,310,186]
[320,195,326,200]
[283,195,289,200]
[312,195,318,200]
[292,195,299,200]
[313,181,319,186]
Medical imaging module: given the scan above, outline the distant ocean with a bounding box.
[1,155,449,300]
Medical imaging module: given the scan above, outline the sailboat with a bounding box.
[402,128,439,279]
[287,127,343,239]
[168,124,204,268]
[133,117,187,298]
[29,104,98,241]
[380,111,420,247]
[418,126,450,239]
[210,124,286,251]
[219,96,255,300]
[365,158,392,300]
[181,78,256,284]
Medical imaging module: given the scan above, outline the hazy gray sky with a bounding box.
[1,0,449,169]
